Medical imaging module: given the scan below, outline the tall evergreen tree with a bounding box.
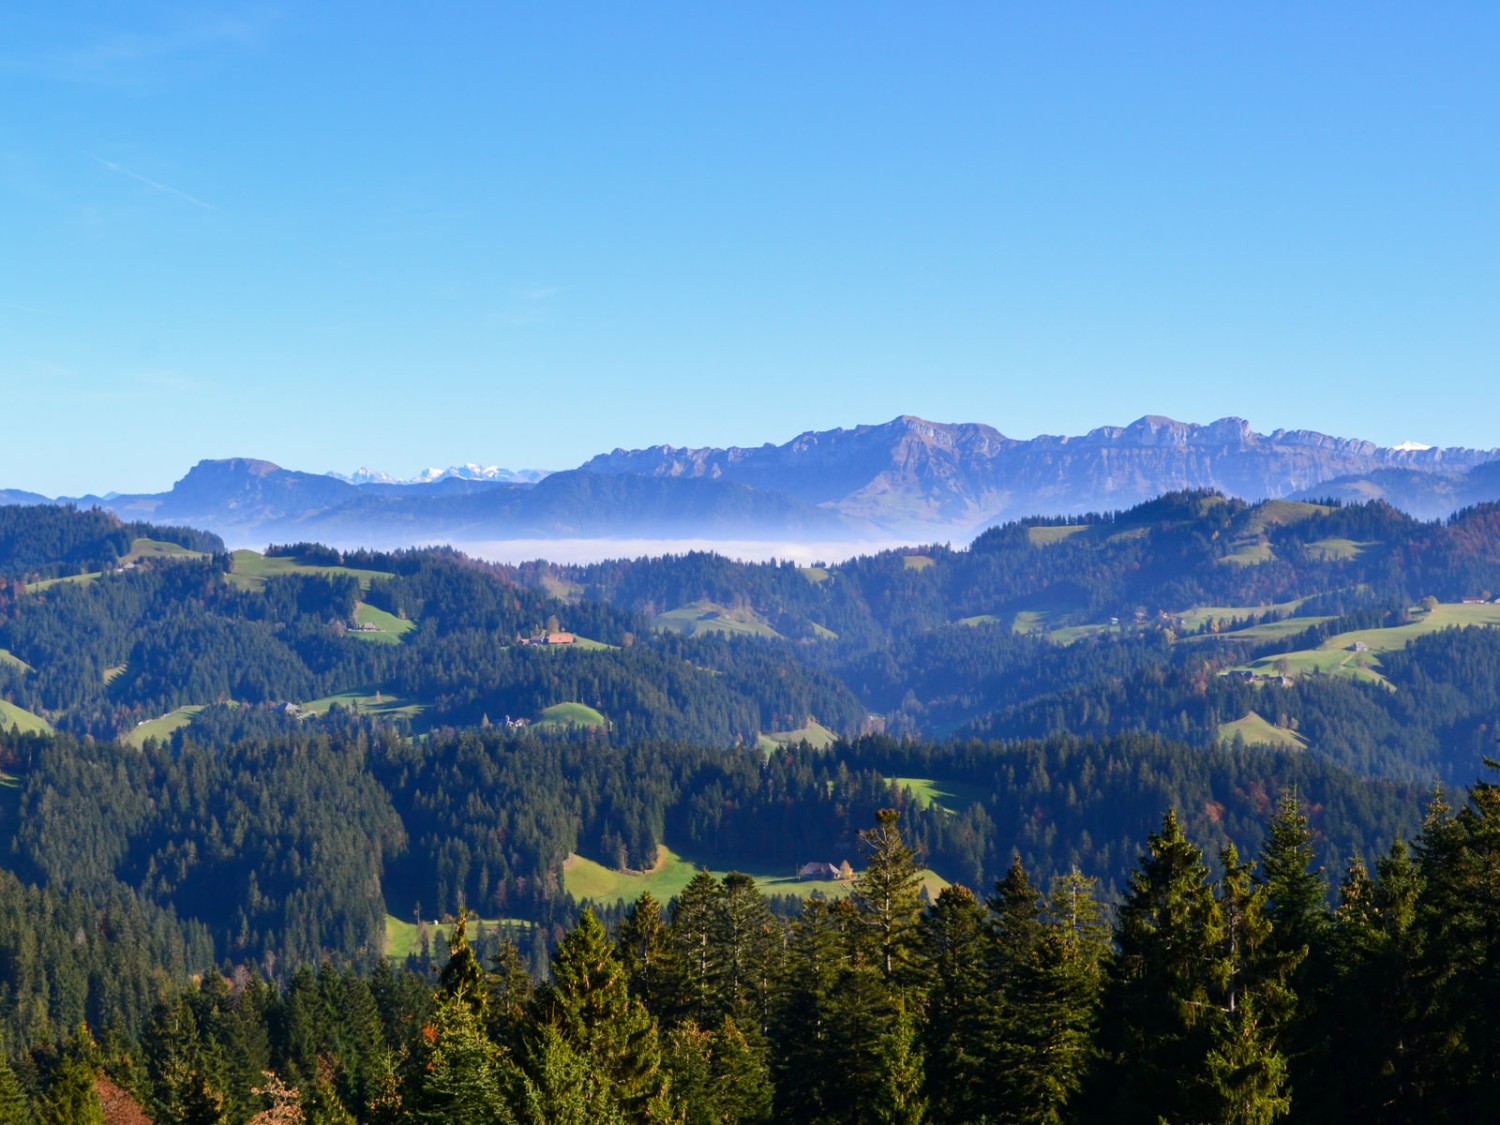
[0,1060,29,1125]
[615,894,674,1023]
[872,1007,927,1125]
[403,997,519,1125]
[917,885,988,1123]
[852,809,922,986]
[1205,844,1293,1125]
[666,871,725,1028]
[436,908,488,1024]
[1094,809,1224,1125]
[527,908,668,1118]
[1414,759,1500,1120]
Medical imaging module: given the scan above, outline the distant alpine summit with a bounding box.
[581,414,1499,534]
[326,464,549,486]
[6,415,1498,548]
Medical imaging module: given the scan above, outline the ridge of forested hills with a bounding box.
[5,495,1500,783]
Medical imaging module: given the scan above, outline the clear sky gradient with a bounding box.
[3,4,1498,496]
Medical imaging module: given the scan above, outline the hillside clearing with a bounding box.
[1306,538,1375,562]
[1231,602,1500,687]
[228,550,392,592]
[1026,524,1092,546]
[349,601,415,644]
[563,845,949,908]
[1175,599,1309,632]
[0,648,32,673]
[0,700,52,735]
[536,701,607,729]
[125,705,203,747]
[758,720,838,752]
[384,913,532,960]
[300,687,424,720]
[1218,712,1308,750]
[125,538,206,563]
[891,776,989,813]
[654,600,781,639]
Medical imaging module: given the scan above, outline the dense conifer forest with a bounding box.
[1,498,1499,1121]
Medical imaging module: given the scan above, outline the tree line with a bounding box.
[4,773,1499,1123]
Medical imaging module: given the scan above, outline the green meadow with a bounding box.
[757,720,838,753]
[350,601,415,644]
[1232,602,1500,687]
[1217,711,1308,750]
[125,705,203,747]
[1025,524,1092,547]
[300,687,424,721]
[384,913,532,960]
[563,845,949,909]
[535,702,607,729]
[228,549,393,592]
[0,700,52,735]
[0,648,31,673]
[891,776,989,813]
[654,600,781,639]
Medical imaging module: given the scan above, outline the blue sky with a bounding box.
[3,4,1498,496]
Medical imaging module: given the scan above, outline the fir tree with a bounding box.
[403,997,518,1125]
[0,1059,29,1125]
[872,1007,927,1125]
[615,893,674,1023]
[1094,809,1224,1125]
[852,809,922,986]
[436,908,489,1024]
[917,885,988,1122]
[527,908,668,1118]
[1414,759,1500,1119]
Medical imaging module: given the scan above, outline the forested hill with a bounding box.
[2,498,1499,1120]
[4,495,1500,774]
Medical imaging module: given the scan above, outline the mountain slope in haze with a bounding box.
[1291,458,1500,519]
[58,459,860,545]
[6,414,1498,545]
[583,414,1500,533]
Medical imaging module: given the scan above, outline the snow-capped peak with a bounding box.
[1391,440,1434,452]
[328,464,551,485]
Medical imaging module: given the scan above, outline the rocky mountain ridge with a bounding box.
[5,415,1497,546]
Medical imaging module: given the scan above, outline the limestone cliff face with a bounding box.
[581,415,1499,533]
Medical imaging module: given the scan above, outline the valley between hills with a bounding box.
[3,478,1500,1120]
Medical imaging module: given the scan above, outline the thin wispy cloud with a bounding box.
[0,300,47,314]
[90,154,215,210]
[4,15,267,87]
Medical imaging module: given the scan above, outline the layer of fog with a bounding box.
[440,537,935,566]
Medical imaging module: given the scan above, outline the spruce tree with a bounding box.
[872,1008,927,1125]
[436,908,488,1023]
[1414,760,1500,1119]
[666,871,725,1027]
[1094,809,1224,1125]
[917,885,988,1123]
[1206,844,1292,1125]
[0,1059,29,1125]
[487,936,536,1049]
[852,809,922,986]
[527,908,668,1118]
[615,894,674,1023]
[403,996,518,1125]
[1255,789,1327,1120]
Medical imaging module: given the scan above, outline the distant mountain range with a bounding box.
[3,415,1497,547]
